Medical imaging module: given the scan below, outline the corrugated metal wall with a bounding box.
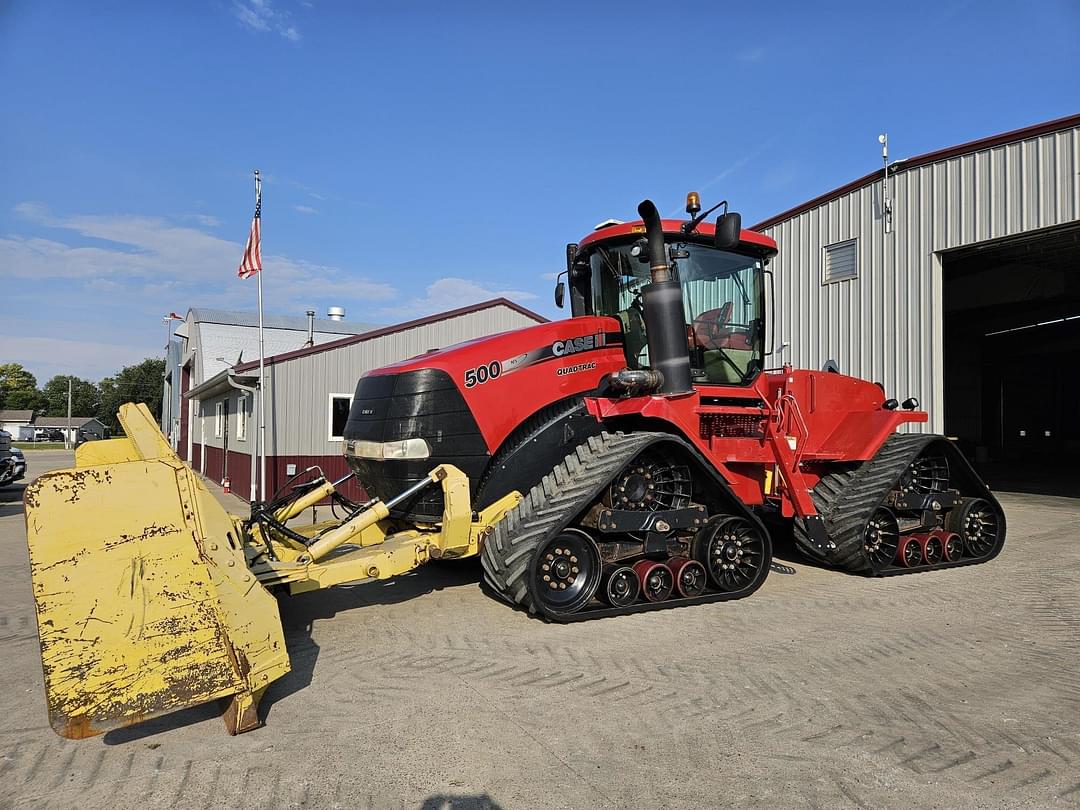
[761,124,1080,432]
[195,304,543,457]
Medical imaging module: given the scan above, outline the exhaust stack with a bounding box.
[637,200,692,395]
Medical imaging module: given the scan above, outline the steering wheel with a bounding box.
[690,303,735,351]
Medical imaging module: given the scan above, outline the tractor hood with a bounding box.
[343,316,627,521]
[357,315,625,451]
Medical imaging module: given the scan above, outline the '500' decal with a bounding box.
[464,360,502,388]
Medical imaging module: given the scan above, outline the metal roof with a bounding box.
[33,416,103,428]
[0,410,34,422]
[188,307,380,335]
[753,112,1080,231]
[234,298,547,372]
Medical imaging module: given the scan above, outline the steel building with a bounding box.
[163,307,378,451]
[183,298,546,500]
[753,114,1080,472]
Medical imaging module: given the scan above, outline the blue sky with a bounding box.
[1,0,1077,383]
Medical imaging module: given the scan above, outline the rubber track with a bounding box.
[481,431,656,614]
[793,434,939,574]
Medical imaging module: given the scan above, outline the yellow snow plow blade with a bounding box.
[25,403,521,739]
[25,404,289,738]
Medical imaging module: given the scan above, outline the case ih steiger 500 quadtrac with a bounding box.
[25,195,1006,739]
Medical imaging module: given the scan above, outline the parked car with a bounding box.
[0,429,16,487]
[6,447,26,484]
[75,430,98,448]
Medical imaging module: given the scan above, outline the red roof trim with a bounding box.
[752,113,1080,231]
[577,219,777,253]
[234,298,548,371]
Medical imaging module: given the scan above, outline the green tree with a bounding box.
[0,363,45,411]
[41,375,102,418]
[97,358,165,431]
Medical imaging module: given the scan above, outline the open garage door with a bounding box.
[942,223,1080,495]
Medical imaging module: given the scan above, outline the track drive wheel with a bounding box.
[692,515,771,594]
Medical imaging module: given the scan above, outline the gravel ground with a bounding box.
[1,450,1078,809]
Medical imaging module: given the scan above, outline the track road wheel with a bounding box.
[947,497,1000,557]
[919,533,944,565]
[863,508,900,571]
[692,515,771,593]
[533,529,602,616]
[601,565,640,607]
[668,557,708,598]
[896,535,921,568]
[633,560,674,602]
[942,532,964,562]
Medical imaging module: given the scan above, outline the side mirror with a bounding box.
[714,211,742,250]
[554,281,566,309]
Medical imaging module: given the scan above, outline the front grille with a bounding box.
[343,368,488,521]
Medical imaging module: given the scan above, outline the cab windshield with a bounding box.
[585,241,764,385]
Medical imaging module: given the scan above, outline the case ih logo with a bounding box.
[551,333,605,357]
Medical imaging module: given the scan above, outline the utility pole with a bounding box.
[66,377,72,451]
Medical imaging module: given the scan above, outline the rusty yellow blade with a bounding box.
[24,404,289,738]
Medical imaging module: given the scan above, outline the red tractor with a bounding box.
[343,195,1006,620]
[23,194,1009,738]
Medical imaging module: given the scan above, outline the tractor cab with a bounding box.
[558,194,778,387]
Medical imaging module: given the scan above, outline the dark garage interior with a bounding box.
[943,222,1080,494]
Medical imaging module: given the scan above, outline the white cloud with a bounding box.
[2,203,396,303]
[186,213,220,227]
[293,204,319,215]
[377,277,537,320]
[231,0,301,41]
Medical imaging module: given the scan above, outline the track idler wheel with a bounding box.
[668,556,708,598]
[946,497,1001,557]
[692,515,769,592]
[533,528,602,616]
[896,535,922,568]
[915,532,944,565]
[942,531,964,562]
[863,508,900,571]
[601,565,640,607]
[633,560,674,602]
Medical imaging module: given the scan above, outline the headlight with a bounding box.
[348,438,430,460]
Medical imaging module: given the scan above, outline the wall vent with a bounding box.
[823,239,858,283]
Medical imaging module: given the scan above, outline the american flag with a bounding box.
[237,195,262,279]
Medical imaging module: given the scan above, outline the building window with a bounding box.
[328,394,352,441]
[236,394,247,441]
[214,401,224,438]
[823,239,858,283]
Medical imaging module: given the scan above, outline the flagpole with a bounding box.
[255,169,266,502]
